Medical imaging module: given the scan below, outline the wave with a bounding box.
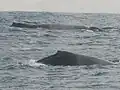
[11,21,118,31]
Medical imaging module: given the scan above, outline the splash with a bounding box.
[28,59,47,67]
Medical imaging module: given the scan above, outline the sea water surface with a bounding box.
[0,12,120,90]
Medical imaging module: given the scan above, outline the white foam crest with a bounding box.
[28,59,47,67]
[86,30,94,32]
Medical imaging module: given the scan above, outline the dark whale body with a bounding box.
[11,22,88,29]
[11,22,39,28]
[37,51,113,66]
[11,22,103,32]
[11,22,118,32]
[88,27,103,31]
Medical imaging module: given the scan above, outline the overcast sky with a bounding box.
[0,0,120,13]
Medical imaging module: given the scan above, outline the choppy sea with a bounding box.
[0,12,120,90]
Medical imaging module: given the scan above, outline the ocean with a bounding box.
[0,12,120,90]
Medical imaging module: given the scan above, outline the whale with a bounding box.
[88,27,103,31]
[11,22,118,32]
[11,22,88,29]
[36,50,113,66]
[11,22,39,28]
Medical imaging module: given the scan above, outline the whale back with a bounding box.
[37,51,113,66]
[37,51,78,65]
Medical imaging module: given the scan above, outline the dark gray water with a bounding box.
[0,12,120,90]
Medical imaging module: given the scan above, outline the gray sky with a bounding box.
[0,0,120,13]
